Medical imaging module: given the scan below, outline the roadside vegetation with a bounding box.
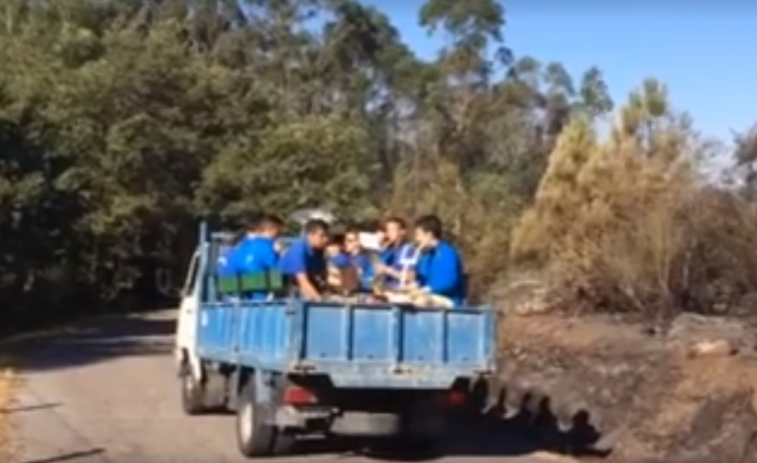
[0,0,756,337]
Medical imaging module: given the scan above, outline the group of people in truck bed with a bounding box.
[216,213,466,307]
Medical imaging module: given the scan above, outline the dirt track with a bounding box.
[6,310,567,463]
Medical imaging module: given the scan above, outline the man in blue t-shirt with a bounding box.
[216,214,260,277]
[324,233,354,290]
[343,227,374,291]
[231,215,283,272]
[228,214,283,299]
[279,219,330,300]
[325,233,350,268]
[412,214,465,306]
[376,217,416,289]
[216,236,243,277]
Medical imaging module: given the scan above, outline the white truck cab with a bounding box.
[174,246,202,380]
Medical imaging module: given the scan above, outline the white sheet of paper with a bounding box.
[384,292,414,304]
[358,232,383,251]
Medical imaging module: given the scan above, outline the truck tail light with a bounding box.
[445,391,466,407]
[283,386,317,404]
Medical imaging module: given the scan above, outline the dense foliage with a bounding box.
[0,0,754,334]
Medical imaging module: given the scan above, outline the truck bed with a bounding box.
[197,300,494,389]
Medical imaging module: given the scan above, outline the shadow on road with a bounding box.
[3,313,176,373]
[19,448,105,463]
[445,382,607,459]
[281,385,609,461]
[283,408,606,461]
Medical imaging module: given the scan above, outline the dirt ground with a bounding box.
[491,311,757,463]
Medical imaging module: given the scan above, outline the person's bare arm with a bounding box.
[376,263,417,286]
[377,264,402,279]
[295,272,321,300]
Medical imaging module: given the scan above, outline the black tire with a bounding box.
[271,430,296,456]
[180,363,206,415]
[236,379,295,458]
[381,435,439,458]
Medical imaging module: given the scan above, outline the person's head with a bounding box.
[384,217,407,245]
[344,227,362,255]
[246,212,264,236]
[326,233,345,257]
[413,214,443,248]
[305,218,330,250]
[258,213,283,239]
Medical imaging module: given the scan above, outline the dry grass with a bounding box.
[504,82,757,317]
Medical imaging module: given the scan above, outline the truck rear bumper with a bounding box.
[330,412,402,436]
[275,405,331,430]
[332,410,447,437]
[275,405,447,438]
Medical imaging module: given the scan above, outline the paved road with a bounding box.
[7,311,571,463]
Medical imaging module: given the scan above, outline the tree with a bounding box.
[0,0,737,333]
[511,81,706,315]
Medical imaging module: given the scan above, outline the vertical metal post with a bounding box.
[197,221,208,304]
[199,220,208,245]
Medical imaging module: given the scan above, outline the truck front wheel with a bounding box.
[180,363,206,415]
[236,380,295,458]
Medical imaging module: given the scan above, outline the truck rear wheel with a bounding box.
[381,436,439,457]
[180,363,206,415]
[236,380,295,457]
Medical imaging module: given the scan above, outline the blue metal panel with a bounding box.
[195,297,494,389]
[294,302,493,387]
[302,304,396,363]
[299,303,490,365]
[444,310,484,365]
[400,309,442,365]
[235,302,290,363]
[197,304,236,354]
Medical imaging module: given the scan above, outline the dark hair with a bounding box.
[414,214,443,239]
[384,216,407,230]
[329,233,345,246]
[361,220,383,233]
[344,225,361,236]
[259,213,283,229]
[246,212,264,231]
[304,218,330,235]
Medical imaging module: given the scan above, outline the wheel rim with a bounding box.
[182,373,195,397]
[239,398,255,442]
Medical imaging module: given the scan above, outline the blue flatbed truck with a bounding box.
[173,223,495,458]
